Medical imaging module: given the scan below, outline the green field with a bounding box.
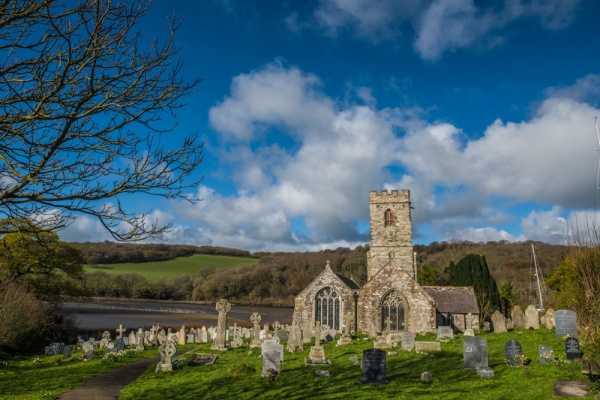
[2,328,595,400]
[84,254,259,281]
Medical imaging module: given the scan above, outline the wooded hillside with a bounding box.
[75,240,568,308]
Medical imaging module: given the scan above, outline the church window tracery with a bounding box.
[315,287,340,330]
[381,290,405,331]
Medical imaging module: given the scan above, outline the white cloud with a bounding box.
[300,0,582,61]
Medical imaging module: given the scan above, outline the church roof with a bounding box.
[422,286,479,314]
[334,272,360,290]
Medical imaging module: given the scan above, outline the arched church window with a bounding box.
[381,290,405,331]
[315,287,340,330]
[384,209,395,227]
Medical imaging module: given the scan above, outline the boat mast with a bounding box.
[531,243,544,310]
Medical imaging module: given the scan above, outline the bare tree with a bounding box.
[0,0,203,240]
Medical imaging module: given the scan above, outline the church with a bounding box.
[292,189,479,335]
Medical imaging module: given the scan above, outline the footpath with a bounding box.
[59,356,158,400]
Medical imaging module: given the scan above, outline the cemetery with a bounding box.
[0,305,597,399]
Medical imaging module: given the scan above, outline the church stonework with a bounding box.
[293,189,440,336]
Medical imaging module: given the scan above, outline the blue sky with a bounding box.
[60,0,600,251]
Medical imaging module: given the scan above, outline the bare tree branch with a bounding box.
[0,0,204,240]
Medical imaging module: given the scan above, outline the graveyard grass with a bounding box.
[1,327,592,400]
[84,254,258,281]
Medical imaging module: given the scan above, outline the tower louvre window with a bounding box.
[384,209,395,227]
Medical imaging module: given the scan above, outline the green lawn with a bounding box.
[1,328,594,400]
[84,254,258,281]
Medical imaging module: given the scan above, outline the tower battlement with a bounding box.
[369,189,410,202]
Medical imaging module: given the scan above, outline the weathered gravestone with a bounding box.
[401,332,415,350]
[211,299,231,351]
[544,308,555,330]
[261,342,282,377]
[506,318,514,331]
[63,345,72,358]
[286,315,303,352]
[565,337,581,360]
[178,325,186,346]
[100,331,111,348]
[86,350,94,360]
[555,310,578,338]
[436,326,453,340]
[307,322,328,364]
[524,305,540,330]
[415,342,441,352]
[82,341,94,353]
[155,340,177,372]
[491,310,507,333]
[463,337,488,370]
[45,342,64,355]
[512,305,525,328]
[504,340,523,366]
[538,345,553,364]
[360,348,388,384]
[186,328,195,344]
[128,331,136,346]
[113,338,125,352]
[250,312,262,348]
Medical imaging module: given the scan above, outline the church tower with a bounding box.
[367,189,414,280]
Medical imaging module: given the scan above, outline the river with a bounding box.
[59,298,294,331]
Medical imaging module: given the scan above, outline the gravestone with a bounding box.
[506,318,514,331]
[199,327,208,343]
[463,337,488,370]
[512,305,525,328]
[128,331,136,346]
[504,340,523,366]
[491,310,507,333]
[482,321,490,332]
[272,321,281,343]
[360,349,388,384]
[463,328,475,337]
[436,326,453,340]
[476,368,494,378]
[374,335,392,349]
[77,336,84,347]
[524,305,539,330]
[261,342,282,377]
[211,299,231,351]
[86,349,94,360]
[45,342,64,355]
[538,345,553,364]
[250,312,262,348]
[230,324,243,348]
[368,322,377,339]
[544,308,555,330]
[178,325,186,346]
[186,329,195,344]
[63,345,72,358]
[262,340,284,363]
[82,341,94,353]
[555,310,578,338]
[307,322,328,364]
[156,340,177,372]
[415,342,441,352]
[565,337,581,360]
[286,314,303,352]
[401,332,415,350]
[113,338,125,352]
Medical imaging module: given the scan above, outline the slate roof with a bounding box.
[334,272,360,290]
[422,286,479,314]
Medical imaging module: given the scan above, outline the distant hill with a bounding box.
[76,241,568,307]
[72,242,260,264]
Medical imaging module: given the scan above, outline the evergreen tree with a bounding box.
[447,254,501,322]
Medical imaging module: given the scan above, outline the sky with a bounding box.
[59,0,600,252]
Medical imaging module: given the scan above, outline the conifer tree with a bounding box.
[446,254,501,322]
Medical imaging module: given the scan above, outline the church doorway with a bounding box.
[381,290,405,331]
[315,287,340,330]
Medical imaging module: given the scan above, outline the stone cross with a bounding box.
[157,340,177,372]
[116,324,126,339]
[314,321,322,347]
[102,330,110,340]
[211,299,231,351]
[250,312,262,347]
[344,310,352,335]
[272,321,281,339]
